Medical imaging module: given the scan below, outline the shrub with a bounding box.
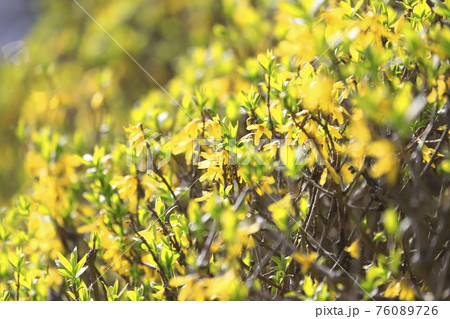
[0,0,449,301]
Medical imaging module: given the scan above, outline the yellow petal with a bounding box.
[254,129,263,145]
[292,252,318,273]
[169,274,197,287]
[399,279,415,301]
[319,168,328,186]
[384,281,401,298]
[344,240,360,259]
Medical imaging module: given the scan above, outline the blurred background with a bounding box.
[0,0,39,203]
[0,0,38,52]
[0,0,275,204]
[0,0,218,203]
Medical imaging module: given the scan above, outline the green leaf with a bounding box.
[57,268,72,278]
[257,50,275,75]
[9,248,25,272]
[155,198,166,224]
[155,198,165,216]
[0,290,10,301]
[69,247,79,269]
[56,252,73,273]
[16,195,31,216]
[74,254,88,276]
[373,232,387,243]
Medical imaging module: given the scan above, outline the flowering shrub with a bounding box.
[0,0,449,301]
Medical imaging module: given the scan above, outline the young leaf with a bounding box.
[56,252,73,274]
[74,254,88,277]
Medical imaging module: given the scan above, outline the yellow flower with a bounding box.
[301,76,333,114]
[275,121,294,140]
[197,150,228,183]
[171,120,201,163]
[421,144,444,168]
[262,141,279,159]
[124,123,147,155]
[194,191,214,202]
[399,279,415,301]
[198,150,229,167]
[367,139,399,185]
[256,175,275,196]
[275,24,316,63]
[293,252,319,273]
[199,166,224,183]
[268,193,293,231]
[327,125,342,139]
[319,168,328,186]
[172,139,195,163]
[170,274,198,288]
[25,150,48,178]
[246,123,272,145]
[344,240,360,259]
[110,175,138,212]
[384,279,415,300]
[141,174,163,202]
[206,117,222,140]
[384,280,401,298]
[170,271,245,301]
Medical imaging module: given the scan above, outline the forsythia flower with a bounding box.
[197,151,228,183]
[246,123,272,145]
[344,241,360,259]
[301,76,333,114]
[124,123,147,155]
[421,144,444,168]
[255,175,275,196]
[110,175,138,212]
[367,139,399,185]
[293,252,319,274]
[384,279,415,301]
